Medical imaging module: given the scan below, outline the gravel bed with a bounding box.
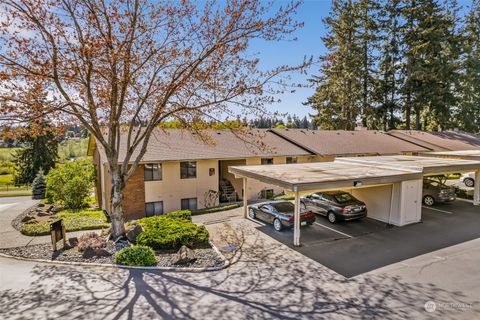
[0,244,226,269]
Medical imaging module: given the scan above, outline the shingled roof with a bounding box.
[387,130,480,151]
[269,129,429,156]
[106,128,313,162]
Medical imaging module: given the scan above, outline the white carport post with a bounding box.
[293,187,300,247]
[474,169,480,206]
[243,178,248,218]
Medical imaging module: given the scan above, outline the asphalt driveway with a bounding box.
[256,200,480,278]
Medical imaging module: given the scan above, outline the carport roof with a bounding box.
[420,150,480,160]
[229,161,422,192]
[335,155,480,175]
[229,155,480,191]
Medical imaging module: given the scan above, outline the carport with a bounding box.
[229,155,480,246]
[419,150,480,206]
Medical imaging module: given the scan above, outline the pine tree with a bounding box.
[306,0,363,130]
[355,0,381,128]
[401,0,461,130]
[13,121,59,185]
[32,169,46,200]
[375,0,403,130]
[457,0,480,132]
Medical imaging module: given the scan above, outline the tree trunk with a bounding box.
[110,172,126,239]
[405,92,411,130]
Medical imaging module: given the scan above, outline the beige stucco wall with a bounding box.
[144,159,219,213]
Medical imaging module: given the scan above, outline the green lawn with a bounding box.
[0,148,19,162]
[20,208,110,236]
[0,174,30,191]
[58,138,89,161]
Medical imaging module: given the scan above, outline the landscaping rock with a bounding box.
[82,247,113,259]
[37,203,45,208]
[114,237,131,251]
[68,237,79,248]
[37,211,50,217]
[174,245,196,264]
[126,225,144,243]
[22,215,35,223]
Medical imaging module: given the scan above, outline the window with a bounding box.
[181,198,197,211]
[144,163,162,181]
[286,157,298,164]
[261,158,274,165]
[180,161,197,179]
[260,189,274,199]
[145,201,164,217]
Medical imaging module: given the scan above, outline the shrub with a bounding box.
[115,245,157,266]
[78,232,107,252]
[136,212,209,250]
[191,203,240,216]
[46,159,95,208]
[32,169,46,199]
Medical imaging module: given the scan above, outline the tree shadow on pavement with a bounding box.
[0,221,478,320]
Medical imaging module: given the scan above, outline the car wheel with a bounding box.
[464,178,475,188]
[273,218,283,231]
[248,208,256,219]
[327,211,337,224]
[423,195,435,206]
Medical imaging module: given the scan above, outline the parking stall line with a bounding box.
[314,222,353,238]
[422,206,453,214]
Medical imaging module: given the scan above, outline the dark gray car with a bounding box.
[248,200,316,231]
[422,179,456,206]
[301,191,367,224]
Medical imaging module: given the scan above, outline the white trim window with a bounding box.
[144,163,162,181]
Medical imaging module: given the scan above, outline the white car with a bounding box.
[461,172,475,188]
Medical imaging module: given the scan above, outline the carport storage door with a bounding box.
[349,185,393,223]
[401,180,422,224]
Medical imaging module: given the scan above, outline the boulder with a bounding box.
[37,211,50,217]
[126,225,144,243]
[113,237,131,251]
[174,245,196,264]
[37,203,45,208]
[22,215,35,223]
[82,247,112,259]
[68,237,79,248]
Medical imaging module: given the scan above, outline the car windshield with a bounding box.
[333,193,356,204]
[272,202,294,213]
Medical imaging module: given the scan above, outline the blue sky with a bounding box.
[250,0,332,118]
[252,0,473,119]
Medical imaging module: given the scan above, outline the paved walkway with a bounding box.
[1,215,479,319]
[0,196,101,249]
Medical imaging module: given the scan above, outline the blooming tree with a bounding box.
[0,0,308,238]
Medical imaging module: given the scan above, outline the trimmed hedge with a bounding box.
[273,194,295,201]
[136,210,209,250]
[191,203,240,216]
[115,245,157,266]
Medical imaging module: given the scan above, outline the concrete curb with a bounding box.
[456,197,474,204]
[0,241,230,273]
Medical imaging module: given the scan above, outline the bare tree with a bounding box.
[0,0,308,238]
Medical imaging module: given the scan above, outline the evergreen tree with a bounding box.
[375,0,403,130]
[457,0,480,132]
[32,169,46,200]
[306,0,363,130]
[401,0,461,130]
[13,121,59,185]
[355,0,381,128]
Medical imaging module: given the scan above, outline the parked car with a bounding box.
[461,172,475,188]
[248,200,316,231]
[301,191,367,224]
[422,179,456,206]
